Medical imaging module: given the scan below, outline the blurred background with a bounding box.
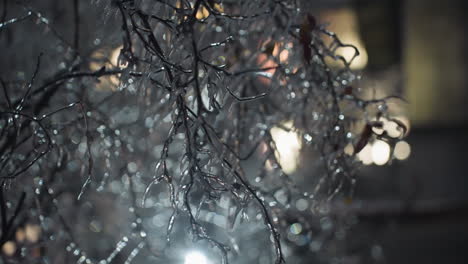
[305,0,468,263]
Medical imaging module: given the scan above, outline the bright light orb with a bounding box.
[357,143,373,165]
[394,140,411,160]
[184,251,208,264]
[270,122,302,174]
[371,140,391,165]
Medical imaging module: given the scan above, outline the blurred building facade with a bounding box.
[314,0,468,263]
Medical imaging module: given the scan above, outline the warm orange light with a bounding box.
[256,41,292,84]
[89,45,127,91]
[15,228,25,242]
[2,241,16,256]
[196,6,210,20]
[320,8,368,70]
[25,224,41,243]
[193,2,224,20]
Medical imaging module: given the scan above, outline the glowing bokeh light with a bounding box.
[270,122,302,173]
[2,241,16,256]
[394,140,411,160]
[371,140,391,165]
[289,223,303,235]
[184,251,208,264]
[357,143,373,165]
[89,45,128,90]
[320,8,368,70]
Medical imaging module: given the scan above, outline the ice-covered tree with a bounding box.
[0,1,405,263]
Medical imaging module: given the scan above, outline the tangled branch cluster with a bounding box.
[0,0,406,263]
